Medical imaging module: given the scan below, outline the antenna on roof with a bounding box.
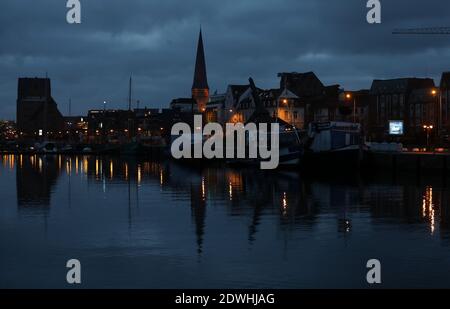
[128,74,132,111]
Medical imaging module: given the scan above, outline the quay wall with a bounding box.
[366,152,449,174]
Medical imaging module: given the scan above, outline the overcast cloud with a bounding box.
[0,0,449,119]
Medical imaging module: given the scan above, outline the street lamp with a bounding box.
[280,97,293,126]
[345,93,356,123]
[423,124,434,150]
[431,88,442,140]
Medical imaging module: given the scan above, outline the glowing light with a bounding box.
[9,155,14,170]
[282,192,288,208]
[66,161,70,174]
[124,163,129,180]
[422,186,436,235]
[201,177,206,201]
[228,182,233,201]
[282,192,288,216]
[83,156,88,174]
[110,161,114,179]
[137,165,142,185]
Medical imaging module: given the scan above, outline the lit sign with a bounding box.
[389,120,403,135]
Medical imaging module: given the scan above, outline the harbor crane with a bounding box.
[392,27,450,35]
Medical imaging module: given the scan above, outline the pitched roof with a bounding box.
[278,71,325,97]
[192,30,209,90]
[370,78,435,95]
[279,87,299,99]
[228,85,249,100]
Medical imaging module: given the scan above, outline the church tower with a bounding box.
[191,29,209,112]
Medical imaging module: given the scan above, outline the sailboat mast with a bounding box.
[127,75,133,139]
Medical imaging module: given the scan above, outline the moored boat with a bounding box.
[302,121,363,170]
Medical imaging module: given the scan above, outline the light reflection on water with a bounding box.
[1,154,450,288]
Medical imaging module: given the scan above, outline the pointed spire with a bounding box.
[192,29,209,90]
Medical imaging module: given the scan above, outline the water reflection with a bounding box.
[2,154,450,240]
[3,154,450,287]
[15,154,59,212]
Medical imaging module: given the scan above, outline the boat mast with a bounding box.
[128,75,133,140]
[128,75,132,111]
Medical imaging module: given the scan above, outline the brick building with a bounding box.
[368,78,436,144]
[16,77,64,138]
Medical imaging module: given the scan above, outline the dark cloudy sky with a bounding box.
[0,0,449,119]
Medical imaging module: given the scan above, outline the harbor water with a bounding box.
[1,154,450,288]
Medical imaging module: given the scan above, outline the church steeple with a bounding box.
[192,29,209,112]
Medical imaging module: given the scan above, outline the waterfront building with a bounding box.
[16,77,64,138]
[369,78,436,144]
[64,116,88,142]
[278,72,341,127]
[86,109,135,143]
[135,108,178,138]
[440,72,450,136]
[225,72,340,130]
[170,98,198,113]
[205,92,226,123]
[0,120,16,141]
[223,85,250,123]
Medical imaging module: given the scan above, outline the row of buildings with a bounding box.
[200,72,450,146]
[12,30,450,147]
